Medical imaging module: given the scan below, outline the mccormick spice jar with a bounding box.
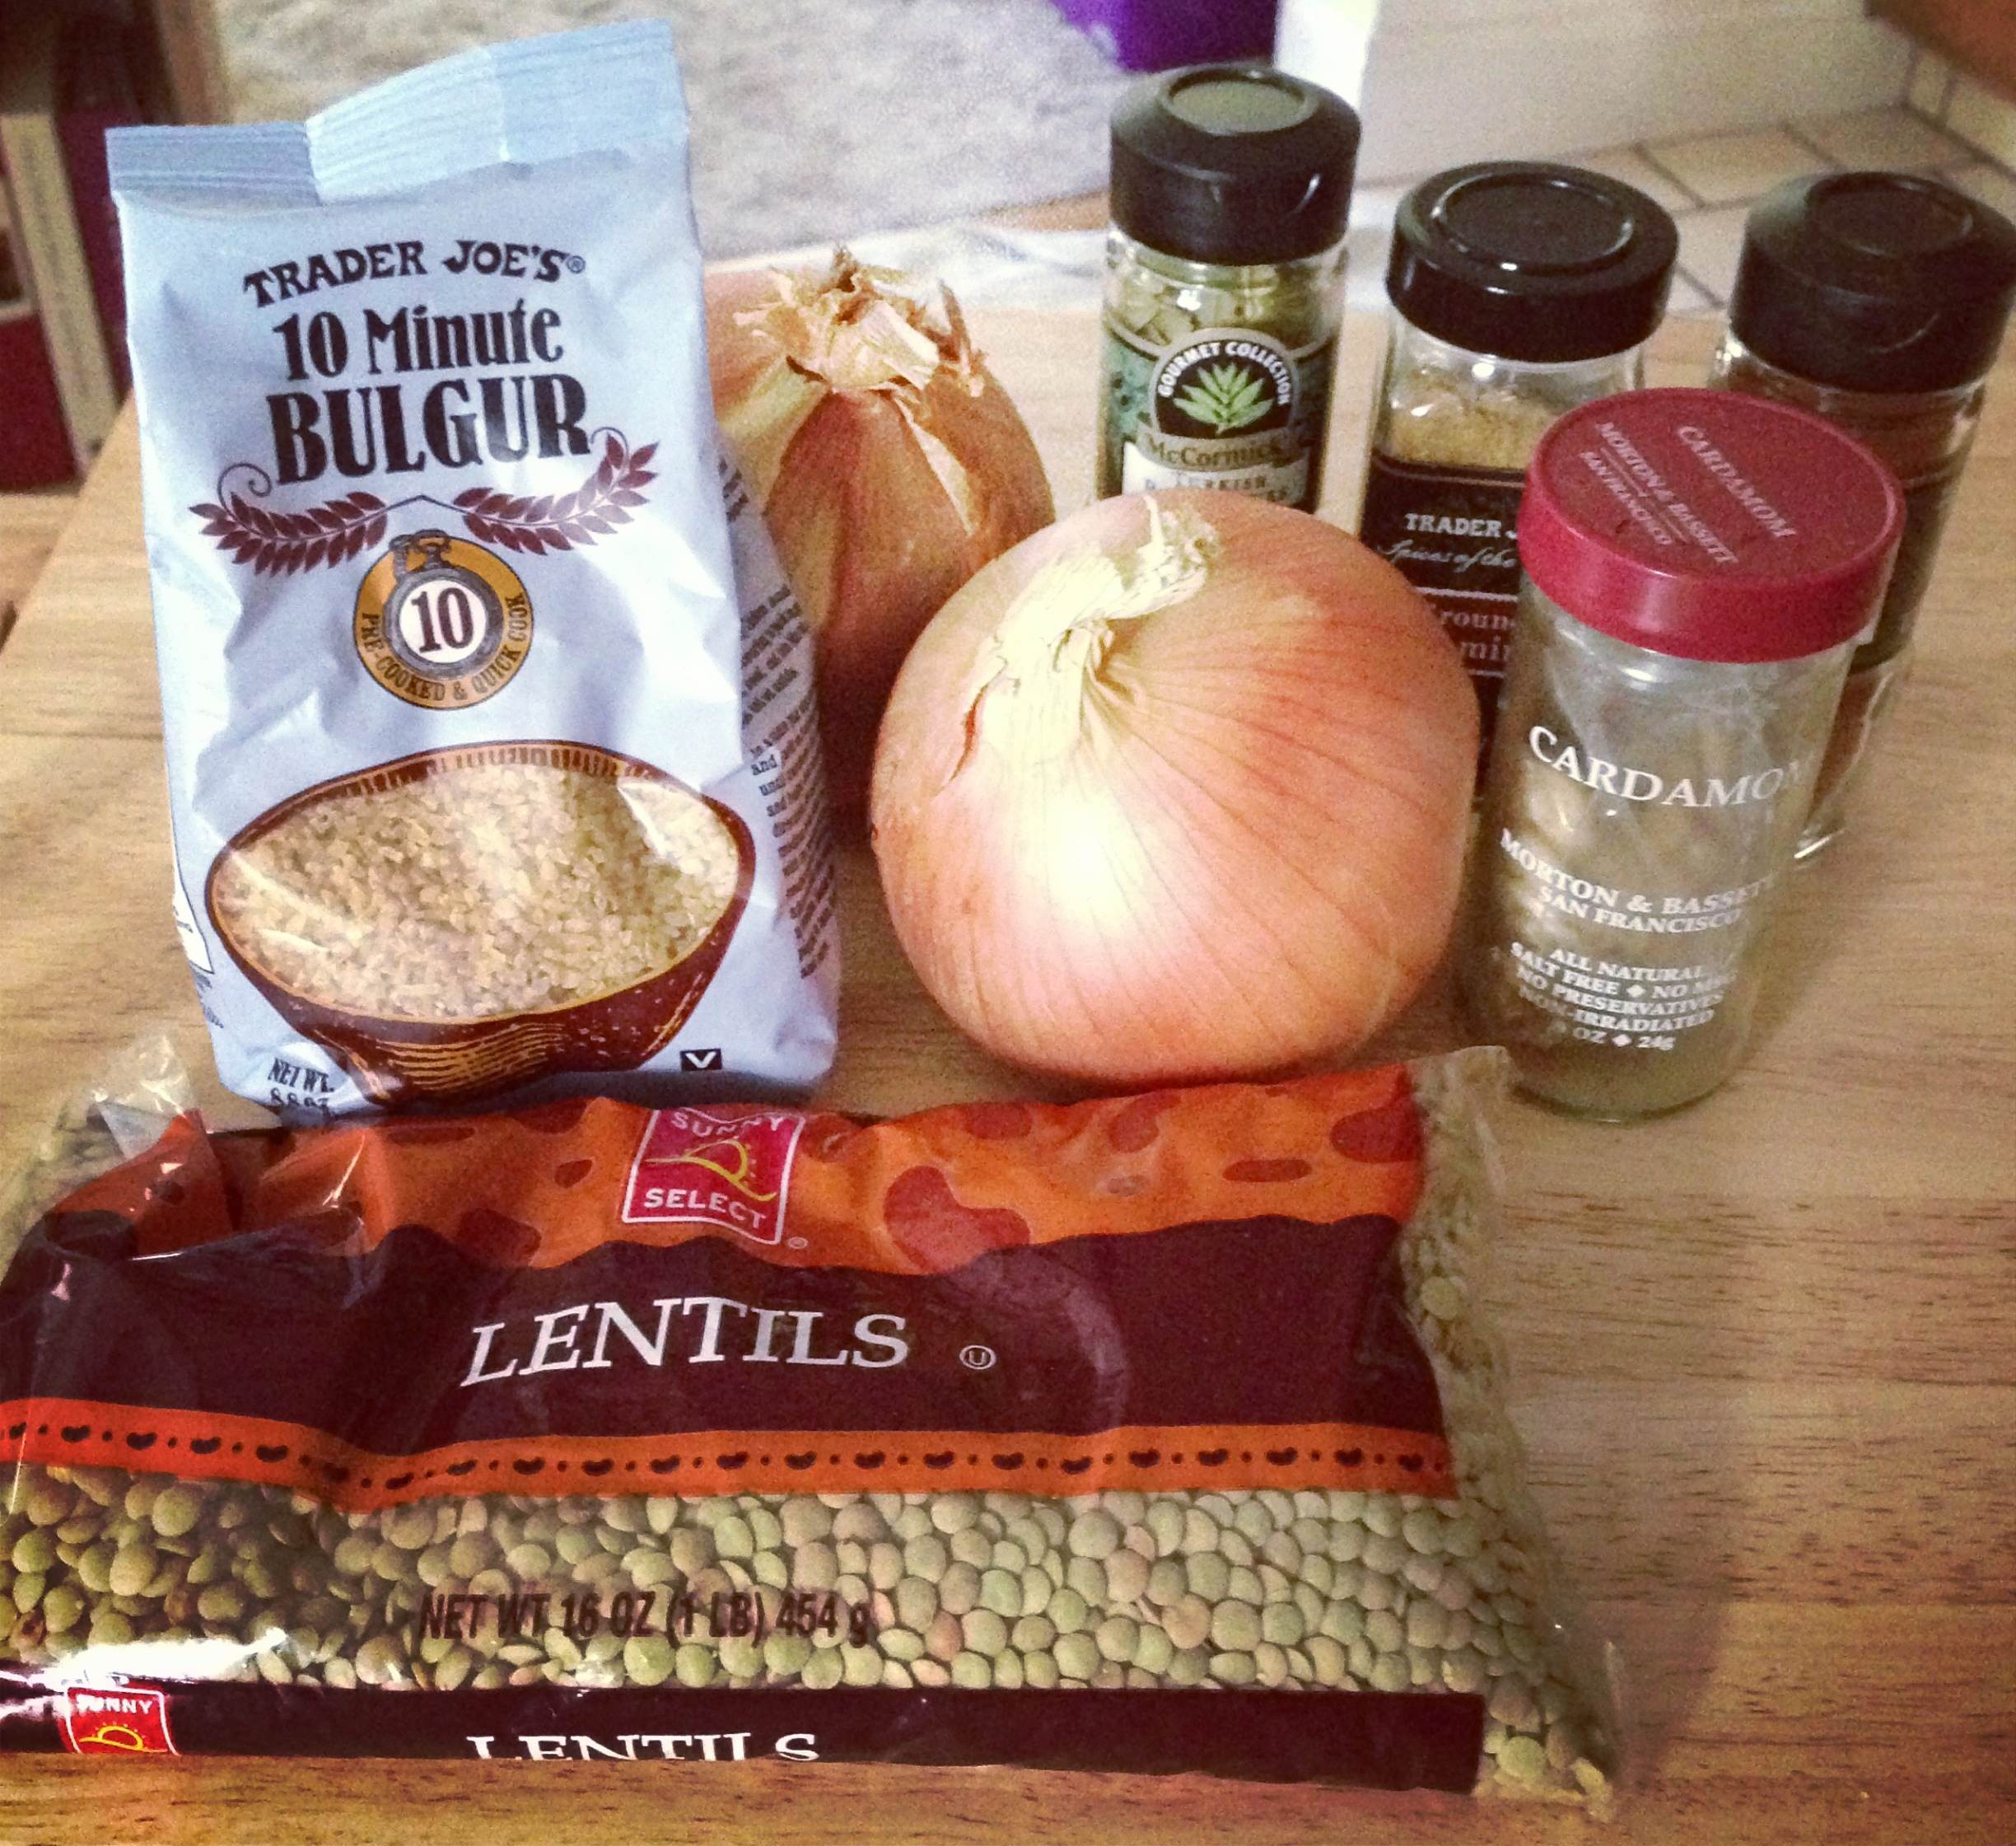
[1460,390,1901,1120]
[1360,164,1677,769]
[1710,171,2016,855]
[1098,63,1358,512]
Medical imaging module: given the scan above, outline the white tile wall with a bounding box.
[1950,161,2016,222]
[1645,128,1827,207]
[1281,0,1914,183]
[1565,63,2016,318]
[1275,14,2016,320]
[1793,105,1972,171]
[1944,76,2016,171]
[1575,146,1700,215]
[1673,203,1756,301]
[889,37,2016,327]
[1906,49,1955,119]
[1662,270,1715,318]
[1378,56,2016,321]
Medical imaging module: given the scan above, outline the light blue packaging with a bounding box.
[110,25,838,1118]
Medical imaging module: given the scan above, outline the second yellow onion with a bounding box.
[870,491,1478,1087]
[707,253,1054,817]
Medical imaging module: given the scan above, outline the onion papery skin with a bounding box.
[870,490,1478,1087]
[705,259,1054,818]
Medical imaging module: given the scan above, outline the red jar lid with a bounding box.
[1518,387,1902,662]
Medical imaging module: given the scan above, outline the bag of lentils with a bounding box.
[0,1049,1616,1804]
[108,25,837,1119]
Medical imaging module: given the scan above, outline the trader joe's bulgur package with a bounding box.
[0,1049,1616,1805]
[109,25,838,1117]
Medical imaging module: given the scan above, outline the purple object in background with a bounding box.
[1053,0,1277,72]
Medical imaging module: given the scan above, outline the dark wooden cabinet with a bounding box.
[1879,0,2016,100]
[140,0,226,122]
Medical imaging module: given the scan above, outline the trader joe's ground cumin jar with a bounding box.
[1459,390,1900,1119]
[1359,161,1676,771]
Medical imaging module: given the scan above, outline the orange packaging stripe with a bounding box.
[58,1066,1426,1275]
[2,1399,1457,1510]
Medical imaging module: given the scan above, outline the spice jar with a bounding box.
[1711,171,2016,855]
[1099,63,1358,512]
[1360,164,1678,769]
[1460,390,1901,1120]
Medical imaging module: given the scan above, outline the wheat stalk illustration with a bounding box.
[191,434,659,576]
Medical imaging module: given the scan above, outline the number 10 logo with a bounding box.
[353,529,534,708]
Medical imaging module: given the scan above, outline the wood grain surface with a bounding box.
[0,492,76,651]
[0,310,2011,1844]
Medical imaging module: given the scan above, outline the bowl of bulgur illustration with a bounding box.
[206,742,754,1105]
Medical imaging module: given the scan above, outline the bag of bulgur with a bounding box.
[108,25,838,1119]
[0,1049,1617,1805]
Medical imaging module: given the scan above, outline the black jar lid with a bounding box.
[1109,63,1359,267]
[1729,171,2016,394]
[1386,161,1678,363]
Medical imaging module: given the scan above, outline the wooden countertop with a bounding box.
[0,491,76,651]
[0,311,2011,1844]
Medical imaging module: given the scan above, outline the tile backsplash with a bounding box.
[1280,0,1916,182]
[1951,161,2016,222]
[1794,103,1971,171]
[1561,54,2016,319]
[1265,3,2015,324]
[1941,69,2016,171]
[1648,127,1835,208]
[1670,204,1755,306]
[740,28,2016,333]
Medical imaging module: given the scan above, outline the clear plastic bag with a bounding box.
[0,1046,1616,1803]
[0,1036,193,1274]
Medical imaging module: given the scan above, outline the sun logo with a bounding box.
[645,1135,778,1203]
[623,1107,807,1243]
[76,1722,154,1753]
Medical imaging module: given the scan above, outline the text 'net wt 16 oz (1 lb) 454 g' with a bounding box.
[0,1049,1616,1802]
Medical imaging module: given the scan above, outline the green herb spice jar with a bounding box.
[1360,164,1678,772]
[1099,64,1359,512]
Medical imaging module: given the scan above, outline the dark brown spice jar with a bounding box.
[1710,171,2016,855]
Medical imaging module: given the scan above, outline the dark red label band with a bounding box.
[0,1675,1486,1790]
[1,1207,1452,1504]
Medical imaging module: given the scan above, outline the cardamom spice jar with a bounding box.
[1710,171,2016,856]
[1359,164,1677,770]
[1461,390,1900,1121]
[1098,64,1358,512]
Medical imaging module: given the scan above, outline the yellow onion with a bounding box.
[870,491,1477,1087]
[706,251,1054,816]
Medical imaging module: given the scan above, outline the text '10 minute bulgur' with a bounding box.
[110,24,837,1115]
[0,1051,1613,1803]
